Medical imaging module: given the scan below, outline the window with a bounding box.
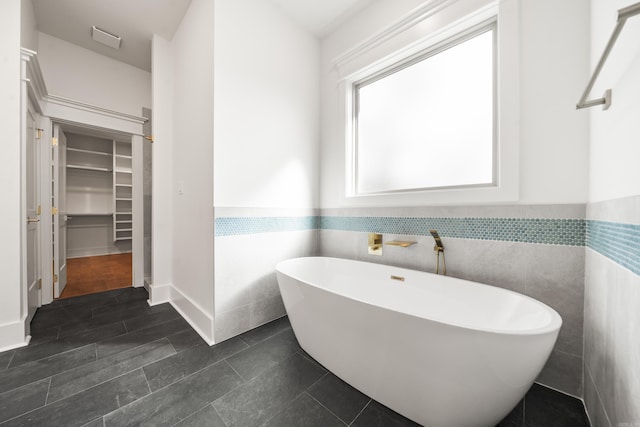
[352,24,496,195]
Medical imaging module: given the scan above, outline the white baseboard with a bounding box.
[146,282,214,345]
[148,282,172,305]
[170,286,214,345]
[0,317,31,353]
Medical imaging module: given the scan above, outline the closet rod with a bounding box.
[576,1,640,110]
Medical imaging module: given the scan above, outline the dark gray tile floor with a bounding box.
[0,288,590,427]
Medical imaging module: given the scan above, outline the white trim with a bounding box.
[21,49,47,111]
[0,318,30,353]
[148,282,172,305]
[333,0,458,70]
[45,94,146,127]
[20,54,29,335]
[169,286,215,345]
[339,3,499,83]
[336,0,520,207]
[19,50,146,136]
[147,282,215,345]
[39,116,53,305]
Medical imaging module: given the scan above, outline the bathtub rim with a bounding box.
[276,256,562,337]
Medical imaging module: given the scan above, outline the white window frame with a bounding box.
[352,22,497,195]
[339,1,519,206]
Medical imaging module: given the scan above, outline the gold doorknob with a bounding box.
[27,218,40,223]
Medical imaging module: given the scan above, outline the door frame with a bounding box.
[21,50,146,319]
[24,97,41,327]
[52,124,68,298]
[40,121,145,302]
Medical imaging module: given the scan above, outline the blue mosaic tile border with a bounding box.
[587,220,640,276]
[320,216,585,246]
[215,215,585,246]
[215,216,319,236]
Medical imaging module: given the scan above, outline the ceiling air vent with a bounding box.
[91,26,121,49]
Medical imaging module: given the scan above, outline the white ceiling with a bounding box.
[269,0,375,37]
[31,0,373,72]
[32,0,192,72]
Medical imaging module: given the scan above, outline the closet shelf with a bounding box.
[115,237,132,241]
[115,198,132,201]
[115,154,132,159]
[115,184,133,187]
[115,169,132,174]
[67,212,113,216]
[67,147,111,157]
[67,164,113,172]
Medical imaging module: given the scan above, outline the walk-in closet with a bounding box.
[57,126,134,298]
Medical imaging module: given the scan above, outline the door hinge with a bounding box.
[36,128,43,139]
[52,207,58,215]
[37,205,41,215]
[54,274,58,283]
[38,278,42,289]
[52,137,58,146]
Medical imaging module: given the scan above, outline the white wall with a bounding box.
[170,0,215,319]
[583,1,640,425]
[589,0,640,202]
[148,0,215,341]
[37,33,151,117]
[0,0,26,349]
[520,0,589,204]
[213,0,320,209]
[320,0,590,207]
[212,0,320,342]
[150,35,174,292]
[21,0,38,51]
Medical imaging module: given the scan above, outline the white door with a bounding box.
[26,101,41,323]
[52,125,68,297]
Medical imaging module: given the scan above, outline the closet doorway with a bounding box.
[52,123,136,299]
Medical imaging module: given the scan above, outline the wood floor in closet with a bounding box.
[59,253,132,299]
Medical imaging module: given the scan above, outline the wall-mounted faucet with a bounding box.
[368,233,383,256]
[429,230,446,275]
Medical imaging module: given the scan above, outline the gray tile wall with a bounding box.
[584,196,640,427]
[212,204,588,398]
[320,204,586,397]
[213,208,319,342]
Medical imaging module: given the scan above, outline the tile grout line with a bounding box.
[6,342,97,373]
[239,323,292,348]
[96,318,190,360]
[584,363,614,427]
[207,360,252,407]
[211,403,230,427]
[44,376,52,406]
[223,359,246,382]
[167,403,211,427]
[142,351,244,398]
[348,399,372,427]
[5,350,17,370]
[140,368,153,397]
[304,391,349,426]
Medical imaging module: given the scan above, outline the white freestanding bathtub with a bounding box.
[275,257,561,427]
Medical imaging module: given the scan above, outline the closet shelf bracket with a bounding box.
[577,1,640,110]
